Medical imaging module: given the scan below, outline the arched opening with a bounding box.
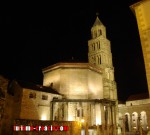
[140,111,148,131]
[98,29,102,36]
[125,113,130,132]
[99,55,101,64]
[132,112,138,130]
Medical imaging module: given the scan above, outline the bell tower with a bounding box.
[88,15,117,99]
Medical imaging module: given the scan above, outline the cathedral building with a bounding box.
[42,16,118,133]
[0,16,118,135]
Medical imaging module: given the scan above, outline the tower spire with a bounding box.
[93,14,103,26]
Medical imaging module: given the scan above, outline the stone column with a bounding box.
[108,106,112,125]
[90,103,96,125]
[112,105,117,135]
[95,103,101,125]
[110,106,114,125]
[64,102,68,121]
[88,103,92,127]
[52,102,55,120]
[129,113,131,132]
[93,103,96,125]
[100,103,105,125]
[107,105,113,135]
[50,101,53,120]
[100,103,105,135]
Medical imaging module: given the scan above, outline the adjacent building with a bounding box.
[118,0,150,134]
[131,0,150,96]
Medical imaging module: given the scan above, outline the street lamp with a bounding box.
[81,119,85,123]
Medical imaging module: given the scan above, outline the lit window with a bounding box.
[29,92,36,99]
[42,95,48,100]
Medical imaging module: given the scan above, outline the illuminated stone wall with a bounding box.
[1,80,22,135]
[118,99,150,132]
[20,89,61,120]
[43,63,103,99]
[117,2,150,134]
[131,0,150,97]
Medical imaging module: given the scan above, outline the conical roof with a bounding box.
[93,16,103,26]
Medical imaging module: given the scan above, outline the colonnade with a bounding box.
[118,111,148,132]
[51,99,117,135]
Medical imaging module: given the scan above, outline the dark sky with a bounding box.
[1,0,148,101]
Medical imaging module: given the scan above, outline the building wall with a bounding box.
[20,88,61,120]
[43,68,61,92]
[0,80,22,135]
[118,99,150,132]
[1,94,14,135]
[131,0,150,97]
[43,67,103,99]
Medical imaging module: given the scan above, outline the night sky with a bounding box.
[1,0,148,101]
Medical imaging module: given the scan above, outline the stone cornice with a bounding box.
[130,0,148,14]
[42,62,102,74]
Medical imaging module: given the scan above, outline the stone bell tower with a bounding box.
[88,16,117,100]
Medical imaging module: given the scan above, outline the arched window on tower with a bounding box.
[98,29,102,36]
[98,41,100,49]
[100,55,101,64]
[94,31,97,38]
[92,44,94,51]
[62,104,64,119]
[97,56,99,64]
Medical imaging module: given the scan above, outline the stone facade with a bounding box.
[118,99,150,133]
[130,0,150,97]
[43,63,104,99]
[20,88,61,120]
[117,1,150,134]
